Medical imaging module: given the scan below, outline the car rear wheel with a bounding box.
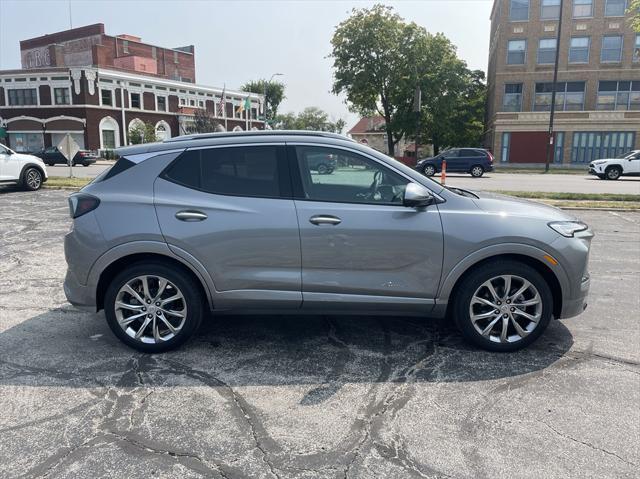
[23,168,43,191]
[104,263,204,353]
[470,165,485,178]
[422,164,436,177]
[605,166,622,180]
[453,260,553,352]
[317,164,329,174]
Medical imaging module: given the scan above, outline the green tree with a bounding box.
[274,107,345,133]
[330,4,486,155]
[629,0,640,32]
[129,122,158,144]
[241,79,286,122]
[188,108,219,134]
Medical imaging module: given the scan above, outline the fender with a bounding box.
[19,163,47,184]
[87,240,217,308]
[436,242,570,304]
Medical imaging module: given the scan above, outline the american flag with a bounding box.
[216,85,226,117]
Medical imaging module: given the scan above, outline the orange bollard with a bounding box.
[441,158,447,185]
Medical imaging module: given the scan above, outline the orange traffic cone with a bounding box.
[441,159,447,185]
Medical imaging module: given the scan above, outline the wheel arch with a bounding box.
[19,163,46,184]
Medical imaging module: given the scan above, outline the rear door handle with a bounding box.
[175,210,208,222]
[309,215,341,226]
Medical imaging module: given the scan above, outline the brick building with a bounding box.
[0,24,264,152]
[347,116,432,158]
[485,0,639,165]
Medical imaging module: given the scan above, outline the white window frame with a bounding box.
[507,39,527,65]
[6,87,39,106]
[53,86,72,105]
[100,87,115,107]
[155,94,168,112]
[129,90,142,110]
[604,0,627,17]
[541,0,561,19]
[537,38,558,64]
[572,0,593,18]
[601,35,624,63]
[509,0,529,21]
[569,36,590,64]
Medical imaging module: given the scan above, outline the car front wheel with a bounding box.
[422,164,436,177]
[453,260,553,352]
[104,262,204,353]
[23,168,43,191]
[605,166,622,180]
[470,165,485,178]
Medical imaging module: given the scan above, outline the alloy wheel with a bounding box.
[606,168,621,180]
[26,169,42,189]
[114,275,187,344]
[424,165,435,176]
[469,274,542,344]
[471,166,484,177]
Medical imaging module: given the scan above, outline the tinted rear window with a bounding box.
[91,157,134,184]
[163,146,286,198]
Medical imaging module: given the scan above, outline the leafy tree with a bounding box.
[241,79,286,122]
[274,107,345,133]
[129,122,158,144]
[330,4,486,155]
[629,0,640,32]
[188,108,220,134]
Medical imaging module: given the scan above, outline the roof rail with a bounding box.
[163,130,354,143]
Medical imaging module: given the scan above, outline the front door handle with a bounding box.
[309,215,341,226]
[175,210,208,222]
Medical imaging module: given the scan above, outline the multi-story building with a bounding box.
[0,24,264,153]
[485,0,639,165]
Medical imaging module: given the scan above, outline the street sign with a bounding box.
[57,133,80,178]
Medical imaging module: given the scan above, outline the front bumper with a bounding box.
[559,274,590,319]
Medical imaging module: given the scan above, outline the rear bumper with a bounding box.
[63,267,96,311]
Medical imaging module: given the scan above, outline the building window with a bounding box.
[571,131,635,163]
[569,37,590,63]
[597,81,640,110]
[541,0,561,19]
[151,46,157,59]
[102,130,116,149]
[198,100,204,108]
[501,133,511,162]
[99,116,120,150]
[7,88,37,106]
[157,96,167,112]
[605,0,627,16]
[634,35,640,62]
[173,51,179,64]
[122,40,129,54]
[601,35,623,62]
[130,92,141,109]
[189,99,195,106]
[507,40,527,64]
[554,132,565,163]
[54,87,70,105]
[101,89,113,106]
[503,83,523,111]
[573,0,593,17]
[537,38,557,64]
[534,82,585,111]
[509,0,529,21]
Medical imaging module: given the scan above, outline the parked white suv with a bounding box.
[588,150,640,180]
[0,144,48,190]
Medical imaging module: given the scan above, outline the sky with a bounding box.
[0,0,493,130]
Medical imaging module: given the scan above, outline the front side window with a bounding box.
[8,88,37,106]
[597,81,640,110]
[503,83,523,111]
[101,89,113,106]
[294,146,408,205]
[538,38,557,64]
[509,0,529,20]
[601,35,623,62]
[541,0,561,19]
[164,146,286,198]
[605,0,627,16]
[534,82,585,111]
[507,40,527,64]
[54,87,70,105]
[569,37,590,63]
[573,0,593,17]
[130,92,141,109]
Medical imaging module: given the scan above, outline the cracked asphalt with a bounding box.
[0,188,638,479]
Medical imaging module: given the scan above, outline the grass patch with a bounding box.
[534,199,640,210]
[493,168,587,175]
[44,176,92,189]
[492,190,640,202]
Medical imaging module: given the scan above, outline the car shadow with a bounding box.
[0,306,574,404]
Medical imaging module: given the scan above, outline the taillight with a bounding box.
[487,151,494,163]
[68,193,100,218]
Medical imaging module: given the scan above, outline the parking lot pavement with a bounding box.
[445,172,640,194]
[0,189,638,479]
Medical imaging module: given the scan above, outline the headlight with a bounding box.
[548,221,588,237]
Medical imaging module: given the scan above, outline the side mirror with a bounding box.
[403,182,434,208]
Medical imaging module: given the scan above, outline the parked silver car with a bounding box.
[64,131,592,353]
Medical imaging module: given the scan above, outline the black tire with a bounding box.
[605,166,622,180]
[422,164,436,177]
[317,163,329,175]
[22,167,43,191]
[104,262,204,353]
[452,260,553,352]
[470,165,485,178]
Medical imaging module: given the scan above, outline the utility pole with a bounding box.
[413,84,421,162]
[544,0,564,173]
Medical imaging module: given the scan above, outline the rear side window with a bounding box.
[163,145,289,198]
[461,149,486,157]
[92,156,134,183]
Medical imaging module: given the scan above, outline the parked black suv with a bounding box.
[307,152,337,174]
[416,148,494,178]
[36,146,99,166]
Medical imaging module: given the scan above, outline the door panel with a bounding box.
[290,145,443,306]
[154,145,301,308]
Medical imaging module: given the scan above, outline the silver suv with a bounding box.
[63,131,592,353]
